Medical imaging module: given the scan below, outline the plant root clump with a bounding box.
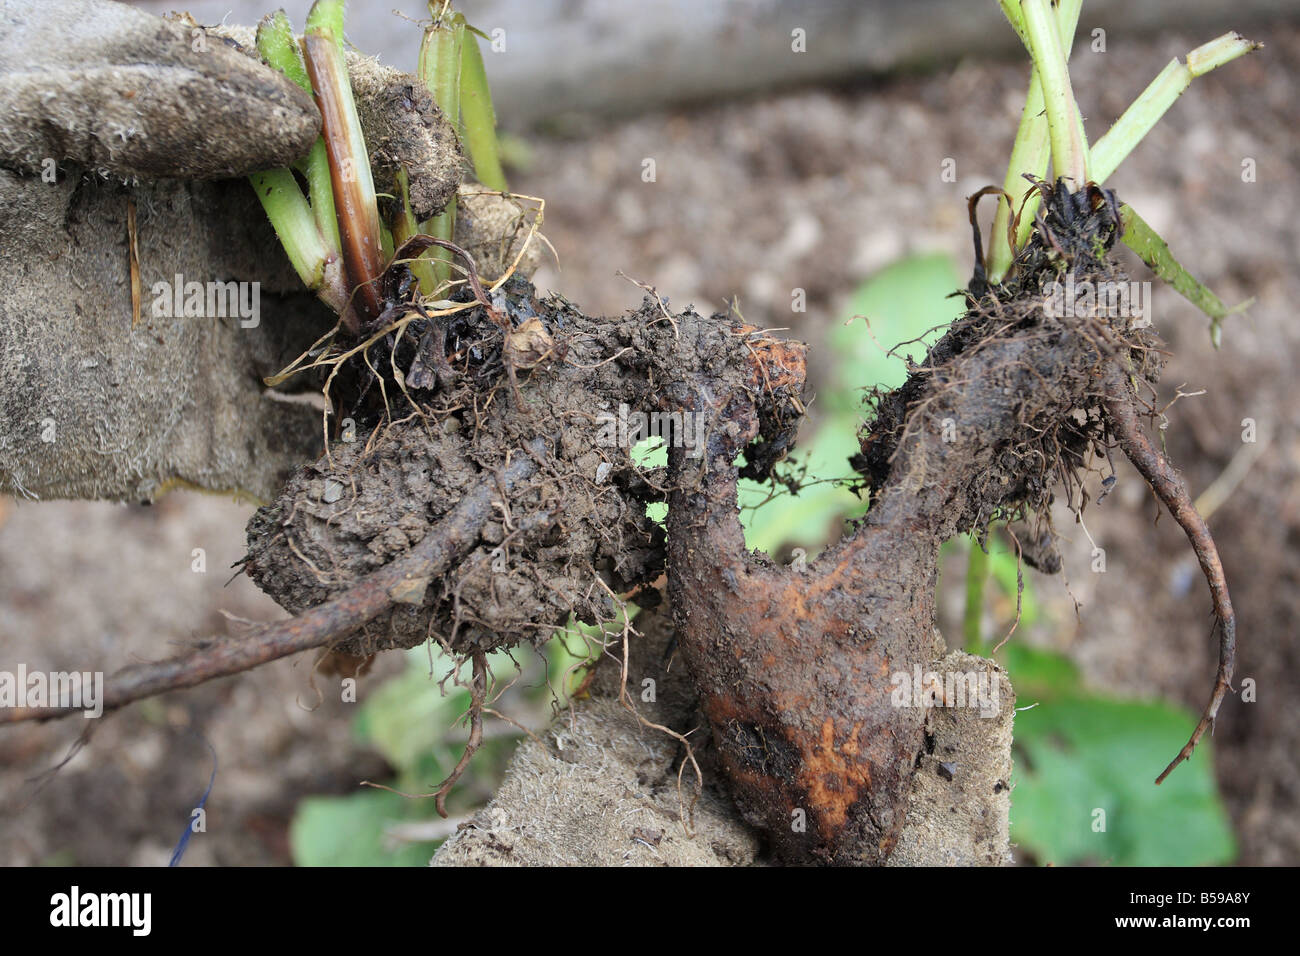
[242,181,1232,860]
[666,178,1232,865]
[243,275,806,660]
[855,178,1163,541]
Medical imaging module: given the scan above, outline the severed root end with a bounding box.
[1154,668,1234,785]
[1104,371,1237,784]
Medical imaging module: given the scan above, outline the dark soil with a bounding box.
[242,278,796,661]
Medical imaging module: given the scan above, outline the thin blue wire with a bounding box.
[168,732,217,867]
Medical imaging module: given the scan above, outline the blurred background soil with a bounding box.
[1,0,1296,865]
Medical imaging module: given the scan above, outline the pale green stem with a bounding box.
[987,0,1082,284]
[1120,204,1249,347]
[256,10,310,90]
[258,13,341,252]
[423,209,457,294]
[419,9,464,128]
[460,29,508,192]
[1092,32,1259,183]
[249,168,342,310]
[300,139,342,257]
[393,169,438,291]
[417,7,465,291]
[1020,0,1087,188]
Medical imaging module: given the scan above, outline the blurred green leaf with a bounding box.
[827,252,965,411]
[737,424,866,556]
[962,537,990,650]
[353,652,470,772]
[1012,696,1236,866]
[996,642,1081,701]
[291,791,437,866]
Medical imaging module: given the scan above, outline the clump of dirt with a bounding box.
[855,180,1162,542]
[243,275,804,659]
[453,187,547,279]
[353,64,463,222]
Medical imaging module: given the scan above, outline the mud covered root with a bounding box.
[666,259,1133,864]
[668,442,933,864]
[666,180,1238,863]
[665,319,926,865]
[243,285,809,659]
[1104,372,1237,783]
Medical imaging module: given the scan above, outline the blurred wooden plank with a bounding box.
[131,0,1293,124]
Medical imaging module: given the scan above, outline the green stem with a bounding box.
[300,139,342,258]
[460,28,508,192]
[303,0,384,331]
[1091,32,1259,183]
[393,169,438,291]
[252,10,344,309]
[417,6,466,291]
[419,8,464,126]
[257,12,340,254]
[256,10,311,90]
[987,0,1082,284]
[422,208,457,293]
[249,169,330,294]
[1020,0,1087,188]
[1120,204,1250,347]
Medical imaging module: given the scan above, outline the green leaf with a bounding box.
[736,425,866,556]
[997,642,1080,700]
[972,630,1231,866]
[353,651,470,772]
[828,253,965,409]
[1012,695,1236,865]
[291,791,436,866]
